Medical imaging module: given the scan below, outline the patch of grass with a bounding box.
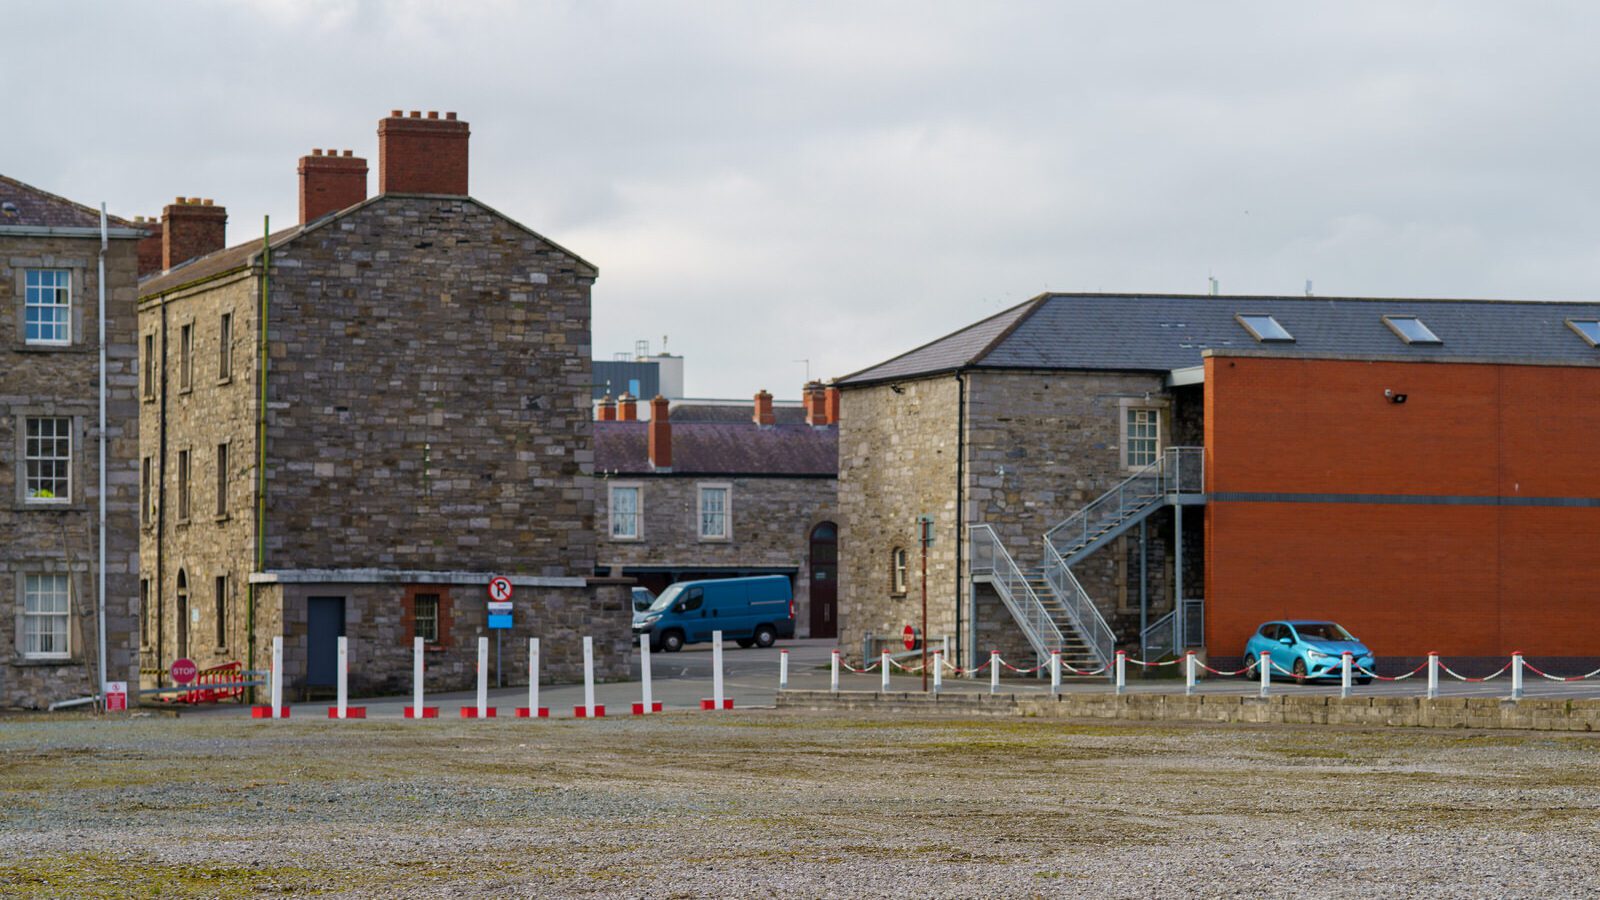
[0,854,330,899]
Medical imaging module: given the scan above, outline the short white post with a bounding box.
[932,651,943,694]
[1340,652,1353,699]
[778,648,789,690]
[943,634,951,660]
[528,637,541,714]
[1259,650,1272,698]
[831,650,840,692]
[476,636,489,717]
[640,633,654,713]
[270,636,284,718]
[712,630,725,708]
[412,636,425,716]
[1050,651,1062,694]
[583,635,596,717]
[1511,651,1524,701]
[989,651,1000,694]
[1184,651,1196,696]
[336,636,349,718]
[1426,651,1439,700]
[880,649,891,693]
[1114,650,1126,696]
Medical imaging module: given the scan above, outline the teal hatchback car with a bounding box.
[1243,620,1374,684]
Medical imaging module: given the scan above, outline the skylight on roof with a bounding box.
[1567,319,1600,347]
[1382,315,1442,345]
[1235,313,1294,343]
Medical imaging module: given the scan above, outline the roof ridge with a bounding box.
[0,173,137,228]
[971,293,1049,365]
[835,295,1042,384]
[1040,291,1600,307]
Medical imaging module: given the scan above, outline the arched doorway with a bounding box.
[809,522,838,638]
[175,570,189,659]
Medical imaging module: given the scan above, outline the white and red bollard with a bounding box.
[516,637,549,718]
[1114,650,1126,696]
[880,649,891,693]
[989,650,1000,694]
[1051,651,1062,695]
[327,636,366,719]
[1184,651,1196,697]
[932,650,944,694]
[1341,651,1353,698]
[461,636,497,718]
[1511,651,1524,701]
[830,650,840,693]
[701,630,733,710]
[404,635,438,719]
[778,649,789,691]
[633,633,662,715]
[1259,650,1272,698]
[575,635,606,718]
[252,635,290,718]
[1426,651,1440,700]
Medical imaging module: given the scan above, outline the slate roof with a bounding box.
[0,174,137,230]
[839,293,1600,385]
[595,422,837,476]
[668,403,809,425]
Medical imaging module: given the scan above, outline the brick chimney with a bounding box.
[753,389,775,427]
[648,395,672,470]
[133,216,164,277]
[299,148,368,223]
[825,385,841,425]
[596,394,616,421]
[804,381,829,426]
[378,110,469,196]
[617,393,638,422]
[162,197,227,270]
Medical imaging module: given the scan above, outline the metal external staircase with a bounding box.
[970,447,1205,678]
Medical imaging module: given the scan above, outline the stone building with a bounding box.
[137,111,630,698]
[838,292,1600,673]
[595,386,840,637]
[0,174,143,708]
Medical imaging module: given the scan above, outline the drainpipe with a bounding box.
[249,216,270,701]
[96,204,108,701]
[954,370,967,670]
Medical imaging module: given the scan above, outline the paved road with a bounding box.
[192,638,1600,719]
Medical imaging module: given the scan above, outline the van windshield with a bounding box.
[648,584,685,613]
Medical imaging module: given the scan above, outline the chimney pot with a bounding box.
[753,389,775,427]
[804,381,830,426]
[597,393,617,422]
[427,110,439,119]
[647,395,673,470]
[618,393,639,422]
[446,111,457,120]
[409,110,421,118]
[312,148,323,156]
[343,149,353,157]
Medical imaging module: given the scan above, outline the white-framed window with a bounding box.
[24,269,71,345]
[23,574,71,659]
[698,483,730,540]
[1124,407,1160,469]
[609,484,641,540]
[24,416,72,503]
[891,547,908,595]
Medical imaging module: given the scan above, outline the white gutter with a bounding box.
[97,204,108,706]
[1166,365,1205,387]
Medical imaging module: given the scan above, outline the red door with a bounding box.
[809,523,838,638]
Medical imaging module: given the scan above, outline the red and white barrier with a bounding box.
[461,637,496,718]
[327,636,366,719]
[633,633,662,715]
[251,636,290,719]
[701,630,732,710]
[516,637,549,718]
[575,635,605,717]
[405,635,438,719]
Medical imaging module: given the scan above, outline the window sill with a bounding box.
[216,376,233,387]
[213,513,231,524]
[609,535,642,543]
[890,591,908,599]
[18,502,84,513]
[698,536,731,543]
[142,394,156,403]
[177,386,193,396]
[421,643,449,653]
[14,656,79,667]
[16,344,85,354]
[175,518,191,529]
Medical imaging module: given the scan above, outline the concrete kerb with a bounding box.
[775,689,1600,732]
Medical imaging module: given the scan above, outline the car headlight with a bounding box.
[637,614,661,625]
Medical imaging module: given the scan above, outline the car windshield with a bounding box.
[647,584,685,613]
[1294,622,1354,642]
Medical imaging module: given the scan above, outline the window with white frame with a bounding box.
[891,547,908,595]
[24,269,71,345]
[23,574,71,659]
[25,417,72,502]
[1125,407,1160,468]
[609,485,640,539]
[698,484,730,540]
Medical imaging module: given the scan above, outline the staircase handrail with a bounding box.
[968,524,1065,663]
[1041,541,1116,670]
[1043,446,1205,555]
[1140,609,1180,660]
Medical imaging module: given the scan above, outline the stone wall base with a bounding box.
[776,689,1600,732]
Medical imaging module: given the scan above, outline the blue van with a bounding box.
[632,575,795,652]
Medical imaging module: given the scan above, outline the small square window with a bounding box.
[1566,319,1600,347]
[1235,313,1294,342]
[24,269,71,345]
[1382,315,1442,345]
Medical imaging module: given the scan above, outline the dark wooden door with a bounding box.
[809,522,838,638]
[306,597,346,687]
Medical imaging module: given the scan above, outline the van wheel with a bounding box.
[735,638,755,649]
[661,631,685,653]
[754,625,777,648]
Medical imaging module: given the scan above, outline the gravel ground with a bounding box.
[1,711,1598,898]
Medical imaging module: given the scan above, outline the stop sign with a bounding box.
[170,658,198,685]
[903,625,920,651]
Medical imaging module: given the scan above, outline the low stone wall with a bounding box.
[777,689,1600,732]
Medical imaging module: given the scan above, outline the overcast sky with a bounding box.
[9,2,1600,398]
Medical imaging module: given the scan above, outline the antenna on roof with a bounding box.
[1208,276,1219,297]
[662,334,669,354]
[1305,279,1314,297]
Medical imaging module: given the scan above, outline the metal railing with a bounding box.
[1141,609,1179,660]
[1044,446,1205,560]
[1041,541,1116,672]
[969,525,1066,664]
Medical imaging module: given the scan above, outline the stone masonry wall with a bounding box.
[597,474,837,637]
[0,234,141,707]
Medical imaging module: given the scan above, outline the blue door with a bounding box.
[306,596,345,687]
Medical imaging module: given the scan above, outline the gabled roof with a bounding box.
[839,293,1600,385]
[595,422,837,477]
[0,173,137,230]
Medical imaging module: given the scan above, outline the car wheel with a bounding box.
[1292,658,1308,685]
[661,631,685,653]
[1356,676,1373,686]
[754,625,777,648]
[1243,654,1258,680]
[735,638,755,649]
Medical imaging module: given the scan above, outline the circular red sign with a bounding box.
[170,658,198,685]
[488,576,514,603]
[904,625,919,651]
